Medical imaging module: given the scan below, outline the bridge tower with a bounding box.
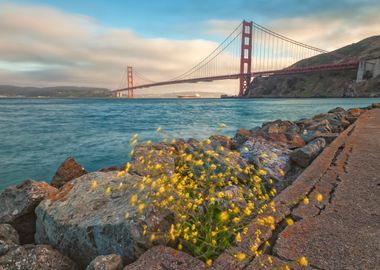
[127,66,134,98]
[239,20,253,97]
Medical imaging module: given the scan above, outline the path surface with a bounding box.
[272,109,380,269]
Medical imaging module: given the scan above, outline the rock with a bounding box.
[99,166,120,172]
[0,224,19,256]
[306,119,332,133]
[261,120,299,135]
[0,180,57,244]
[231,128,252,149]
[328,107,346,114]
[0,244,77,270]
[123,246,206,270]
[51,157,87,188]
[35,172,173,268]
[301,130,322,143]
[208,135,232,149]
[372,103,380,109]
[290,138,326,168]
[258,120,305,148]
[348,108,362,118]
[86,254,123,270]
[240,136,291,183]
[130,142,176,177]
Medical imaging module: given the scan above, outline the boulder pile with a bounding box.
[0,104,376,269]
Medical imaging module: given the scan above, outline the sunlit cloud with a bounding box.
[0,3,221,93]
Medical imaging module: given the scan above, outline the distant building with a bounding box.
[356,58,380,82]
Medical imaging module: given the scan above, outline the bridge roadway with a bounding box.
[114,61,358,93]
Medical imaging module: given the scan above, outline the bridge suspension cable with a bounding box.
[115,19,358,97]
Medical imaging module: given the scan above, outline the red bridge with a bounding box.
[114,20,359,98]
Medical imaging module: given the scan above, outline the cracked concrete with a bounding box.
[273,109,380,269]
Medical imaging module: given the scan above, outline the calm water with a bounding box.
[1,97,379,190]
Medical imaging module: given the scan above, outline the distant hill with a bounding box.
[246,36,380,97]
[0,85,112,98]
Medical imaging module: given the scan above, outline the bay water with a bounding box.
[1,97,379,190]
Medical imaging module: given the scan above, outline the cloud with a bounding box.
[203,19,242,38]
[1,2,379,95]
[0,3,230,93]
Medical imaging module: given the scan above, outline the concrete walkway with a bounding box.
[214,109,380,270]
[272,109,380,269]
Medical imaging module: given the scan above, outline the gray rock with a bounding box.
[86,254,123,270]
[130,143,176,177]
[0,244,77,270]
[35,172,173,268]
[208,135,232,149]
[123,245,206,270]
[231,128,252,149]
[0,224,19,256]
[372,103,380,109]
[290,138,326,168]
[240,137,291,182]
[51,157,87,189]
[0,180,57,244]
[328,107,346,114]
[307,119,332,133]
[301,130,322,143]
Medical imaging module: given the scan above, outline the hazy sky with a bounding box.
[0,0,379,94]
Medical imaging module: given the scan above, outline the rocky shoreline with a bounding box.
[1,103,379,270]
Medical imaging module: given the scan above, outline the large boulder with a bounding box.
[35,172,172,268]
[0,244,77,270]
[245,120,306,149]
[240,136,292,183]
[130,143,176,177]
[290,138,326,168]
[123,246,206,270]
[51,157,87,188]
[0,180,57,244]
[328,107,346,114]
[0,224,19,256]
[208,135,233,149]
[86,254,123,270]
[231,128,253,149]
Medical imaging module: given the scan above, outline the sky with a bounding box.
[0,0,379,94]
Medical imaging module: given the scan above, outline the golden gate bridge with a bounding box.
[113,20,359,98]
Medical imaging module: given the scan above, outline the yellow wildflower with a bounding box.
[315,192,323,202]
[303,197,310,205]
[235,232,241,243]
[286,218,294,226]
[235,252,246,261]
[298,256,308,266]
[130,194,138,206]
[219,211,229,222]
[91,180,98,190]
[137,203,145,213]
